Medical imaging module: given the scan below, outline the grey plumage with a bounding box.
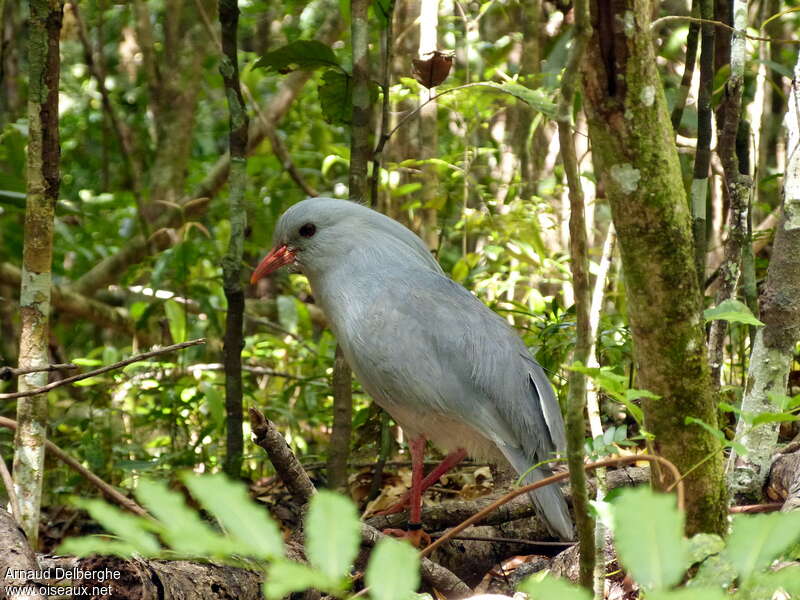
[265,197,573,539]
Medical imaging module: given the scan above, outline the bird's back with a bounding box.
[314,258,573,539]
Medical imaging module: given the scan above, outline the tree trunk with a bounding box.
[727,53,800,500]
[580,0,726,536]
[12,0,62,546]
[219,0,249,479]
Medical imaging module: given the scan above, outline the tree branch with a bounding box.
[0,339,205,399]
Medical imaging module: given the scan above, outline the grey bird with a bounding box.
[251,197,574,540]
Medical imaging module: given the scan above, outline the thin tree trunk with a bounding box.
[707,0,751,387]
[557,0,593,586]
[326,346,353,490]
[690,0,715,288]
[326,0,373,491]
[219,0,249,479]
[13,0,62,546]
[581,0,727,536]
[727,52,800,500]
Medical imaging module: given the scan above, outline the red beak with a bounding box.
[251,245,296,284]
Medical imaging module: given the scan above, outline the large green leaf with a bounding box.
[483,81,557,117]
[135,479,235,556]
[164,299,187,343]
[518,574,590,600]
[647,588,727,600]
[59,498,160,557]
[182,473,284,559]
[703,299,764,326]
[723,511,800,581]
[318,70,352,125]
[612,488,688,590]
[255,40,341,73]
[365,537,420,600]
[264,560,337,600]
[305,491,361,580]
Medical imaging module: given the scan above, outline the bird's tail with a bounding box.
[500,446,574,540]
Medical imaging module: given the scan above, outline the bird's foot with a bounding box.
[382,524,431,548]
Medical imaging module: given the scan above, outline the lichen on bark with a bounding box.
[13,0,62,546]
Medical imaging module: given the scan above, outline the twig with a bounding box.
[0,416,149,517]
[670,1,700,130]
[419,454,684,558]
[0,454,21,524]
[0,363,77,380]
[0,339,206,399]
[728,502,782,513]
[432,533,572,547]
[650,14,800,43]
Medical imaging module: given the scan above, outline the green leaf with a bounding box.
[182,473,284,559]
[723,511,800,581]
[684,416,748,455]
[647,588,728,600]
[518,574,591,600]
[488,82,557,117]
[751,412,800,426]
[60,498,160,557]
[255,40,341,73]
[58,536,144,558]
[318,70,352,125]
[703,299,764,326]
[612,488,688,590]
[164,299,187,343]
[135,479,235,556]
[366,537,420,600]
[264,560,337,600]
[306,490,361,580]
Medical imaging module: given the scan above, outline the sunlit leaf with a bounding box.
[703,299,764,326]
[306,490,361,580]
[612,488,688,590]
[182,473,284,559]
[365,537,420,600]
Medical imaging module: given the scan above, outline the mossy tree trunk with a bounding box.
[13,0,62,546]
[580,0,726,535]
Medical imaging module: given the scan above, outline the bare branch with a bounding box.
[0,339,206,400]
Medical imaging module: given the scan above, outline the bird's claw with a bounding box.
[381,526,431,548]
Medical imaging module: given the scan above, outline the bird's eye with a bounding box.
[299,223,316,238]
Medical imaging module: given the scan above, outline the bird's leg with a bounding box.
[373,447,467,516]
[382,435,432,547]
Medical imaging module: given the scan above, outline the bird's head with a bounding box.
[251,196,443,285]
[250,197,365,283]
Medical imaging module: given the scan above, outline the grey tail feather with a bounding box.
[499,445,574,540]
[522,468,574,541]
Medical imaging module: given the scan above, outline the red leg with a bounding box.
[407,435,426,525]
[383,436,430,547]
[374,448,467,516]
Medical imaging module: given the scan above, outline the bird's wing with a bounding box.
[342,268,564,464]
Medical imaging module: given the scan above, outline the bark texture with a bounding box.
[13,0,62,546]
[581,0,726,535]
[0,507,46,600]
[728,56,800,498]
